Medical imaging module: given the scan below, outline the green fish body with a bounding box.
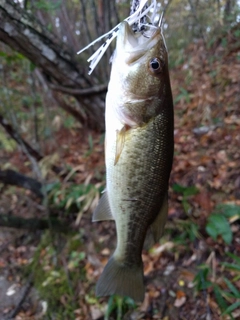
[93,21,174,302]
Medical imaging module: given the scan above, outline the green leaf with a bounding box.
[35,0,62,11]
[174,87,191,104]
[123,296,136,308]
[194,265,212,291]
[222,300,240,316]
[221,262,240,272]
[105,295,117,320]
[206,214,232,245]
[226,252,240,265]
[206,223,218,240]
[216,203,240,218]
[182,199,191,213]
[42,182,60,193]
[213,284,228,313]
[234,30,240,37]
[223,277,240,298]
[172,184,199,196]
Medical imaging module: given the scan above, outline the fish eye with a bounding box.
[149,58,162,74]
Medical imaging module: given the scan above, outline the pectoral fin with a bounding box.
[114,125,128,165]
[151,194,168,243]
[92,192,114,222]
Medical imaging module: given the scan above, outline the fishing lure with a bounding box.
[77,0,161,74]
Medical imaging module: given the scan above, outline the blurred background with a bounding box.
[0,0,239,319]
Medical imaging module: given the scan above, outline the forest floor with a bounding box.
[0,27,240,320]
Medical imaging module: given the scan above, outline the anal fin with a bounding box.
[92,192,114,222]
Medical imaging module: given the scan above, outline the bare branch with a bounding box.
[51,91,87,123]
[0,114,63,175]
[4,277,33,320]
[49,83,107,96]
[0,0,106,130]
[0,169,43,198]
[0,214,70,232]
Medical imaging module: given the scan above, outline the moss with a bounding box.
[25,230,87,319]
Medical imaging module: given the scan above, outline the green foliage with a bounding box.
[0,130,17,152]
[27,232,85,319]
[194,252,240,319]
[63,115,75,129]
[105,295,136,320]
[206,203,240,245]
[46,181,102,214]
[213,284,229,315]
[218,253,240,318]
[206,214,232,244]
[68,251,86,269]
[0,51,25,64]
[214,275,240,319]
[194,264,212,291]
[167,184,200,244]
[222,252,240,274]
[84,133,94,156]
[172,219,200,244]
[174,87,191,104]
[34,0,62,11]
[173,183,199,214]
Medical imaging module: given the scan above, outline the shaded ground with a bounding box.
[0,27,240,320]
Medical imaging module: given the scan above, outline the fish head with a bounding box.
[108,21,173,127]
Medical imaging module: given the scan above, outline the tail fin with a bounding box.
[96,256,144,302]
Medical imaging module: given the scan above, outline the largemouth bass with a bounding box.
[92,20,174,302]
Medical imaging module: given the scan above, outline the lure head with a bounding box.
[108,21,173,127]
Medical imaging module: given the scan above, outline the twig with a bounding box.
[49,82,107,96]
[187,0,207,47]
[0,113,63,175]
[162,0,173,19]
[4,277,33,320]
[0,214,70,232]
[80,0,93,52]
[51,91,87,123]
[91,0,101,37]
[29,69,41,152]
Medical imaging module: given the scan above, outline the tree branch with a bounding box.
[49,83,107,96]
[0,214,70,232]
[0,113,63,175]
[0,0,105,130]
[0,169,43,198]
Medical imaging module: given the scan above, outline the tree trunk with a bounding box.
[0,0,106,130]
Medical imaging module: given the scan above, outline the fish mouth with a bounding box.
[117,21,162,64]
